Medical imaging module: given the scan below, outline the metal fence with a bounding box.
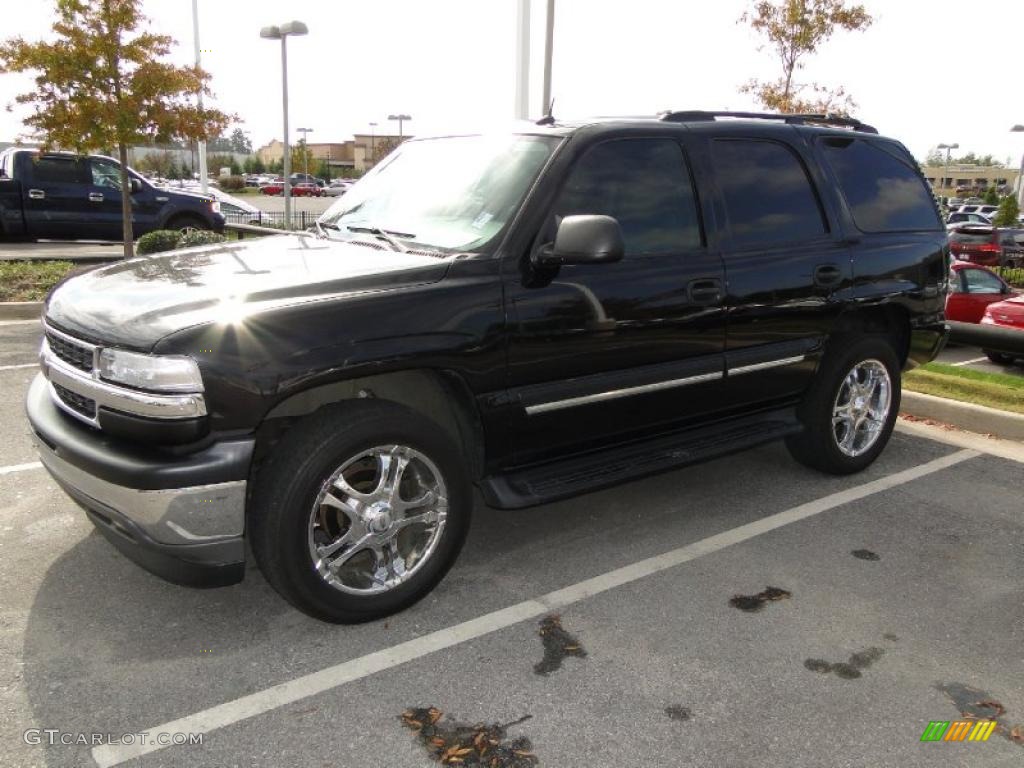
[222,210,320,231]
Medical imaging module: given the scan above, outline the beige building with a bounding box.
[921,164,1020,199]
[256,134,406,174]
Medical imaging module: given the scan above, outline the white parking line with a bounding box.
[0,363,37,371]
[0,319,41,327]
[91,447,978,768]
[950,356,989,367]
[0,461,42,476]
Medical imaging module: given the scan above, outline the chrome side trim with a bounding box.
[525,371,723,415]
[42,341,207,424]
[727,355,808,376]
[37,440,245,545]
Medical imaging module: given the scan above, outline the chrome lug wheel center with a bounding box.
[365,502,393,534]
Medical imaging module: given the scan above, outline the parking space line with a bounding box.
[0,319,40,327]
[0,461,42,476]
[91,448,978,768]
[0,363,37,371]
[950,356,989,367]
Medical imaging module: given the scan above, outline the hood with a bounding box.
[45,234,451,349]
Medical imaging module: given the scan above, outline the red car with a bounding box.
[980,293,1024,364]
[291,182,322,197]
[259,179,285,195]
[945,262,1018,324]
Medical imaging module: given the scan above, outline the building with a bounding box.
[921,164,1020,199]
[255,133,406,175]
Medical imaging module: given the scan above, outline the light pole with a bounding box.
[191,0,208,193]
[1012,125,1024,210]
[937,142,958,203]
[514,0,530,119]
[541,0,555,116]
[297,127,313,180]
[369,121,377,164]
[260,21,308,229]
[388,114,411,141]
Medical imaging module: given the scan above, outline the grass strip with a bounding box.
[0,260,77,302]
[904,364,1024,415]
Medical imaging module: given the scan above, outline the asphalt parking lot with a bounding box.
[1,319,1022,768]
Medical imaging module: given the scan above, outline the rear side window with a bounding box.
[31,156,90,185]
[712,139,827,249]
[554,138,703,255]
[820,138,942,233]
[962,268,1005,294]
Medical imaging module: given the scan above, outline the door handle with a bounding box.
[88,192,104,202]
[813,264,843,287]
[27,189,45,200]
[687,278,723,305]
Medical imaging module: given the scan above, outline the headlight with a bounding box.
[209,200,221,213]
[98,349,204,393]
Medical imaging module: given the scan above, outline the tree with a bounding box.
[291,142,314,177]
[739,0,873,114]
[983,186,1000,205]
[228,128,252,154]
[0,0,232,258]
[993,195,1020,227]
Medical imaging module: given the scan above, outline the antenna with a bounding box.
[536,98,556,126]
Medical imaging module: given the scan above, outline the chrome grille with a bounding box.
[45,330,94,373]
[52,382,97,419]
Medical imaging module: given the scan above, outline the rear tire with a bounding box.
[984,350,1014,365]
[786,337,901,475]
[249,401,471,623]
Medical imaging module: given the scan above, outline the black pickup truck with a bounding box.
[0,148,224,240]
[26,111,949,623]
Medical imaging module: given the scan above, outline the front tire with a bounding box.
[166,214,210,233]
[250,401,471,623]
[786,337,901,475]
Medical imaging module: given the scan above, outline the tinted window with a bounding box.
[821,138,942,232]
[712,139,827,248]
[554,139,702,255]
[31,156,90,185]
[949,229,994,245]
[962,268,1005,294]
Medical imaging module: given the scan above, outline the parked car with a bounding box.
[291,182,322,197]
[945,262,1018,323]
[259,179,285,195]
[957,204,998,217]
[323,180,352,197]
[0,148,224,240]
[27,110,948,622]
[202,186,262,225]
[979,296,1024,364]
[946,211,991,227]
[948,225,1005,266]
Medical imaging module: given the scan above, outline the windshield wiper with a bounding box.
[315,220,341,238]
[344,225,413,253]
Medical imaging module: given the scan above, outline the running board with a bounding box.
[479,410,802,509]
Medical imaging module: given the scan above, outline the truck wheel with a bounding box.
[167,214,210,233]
[249,401,471,623]
[786,337,901,475]
[983,350,1013,365]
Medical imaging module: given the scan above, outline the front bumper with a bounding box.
[26,374,252,587]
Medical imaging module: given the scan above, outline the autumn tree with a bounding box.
[0,0,232,258]
[739,0,873,115]
[291,142,315,177]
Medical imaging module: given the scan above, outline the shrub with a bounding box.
[136,229,182,255]
[220,174,245,191]
[992,194,1020,228]
[178,230,226,249]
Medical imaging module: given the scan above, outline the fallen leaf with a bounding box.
[1010,725,1024,744]
[975,700,1006,717]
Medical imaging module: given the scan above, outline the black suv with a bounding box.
[26,111,949,623]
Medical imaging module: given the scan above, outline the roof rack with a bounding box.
[658,110,878,134]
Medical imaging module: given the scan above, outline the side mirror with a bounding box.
[130,178,142,194]
[536,215,624,267]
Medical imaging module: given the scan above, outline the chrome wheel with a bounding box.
[832,359,892,457]
[307,445,448,595]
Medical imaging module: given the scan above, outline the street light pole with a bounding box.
[388,114,411,140]
[541,0,555,116]
[191,0,208,193]
[261,21,308,229]
[937,142,958,203]
[514,0,530,119]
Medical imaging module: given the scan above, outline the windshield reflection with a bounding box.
[319,135,560,254]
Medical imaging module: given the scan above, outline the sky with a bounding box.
[1,0,1022,167]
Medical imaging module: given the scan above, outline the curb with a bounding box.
[0,302,42,321]
[900,390,1024,442]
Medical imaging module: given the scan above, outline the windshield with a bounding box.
[319,134,560,253]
